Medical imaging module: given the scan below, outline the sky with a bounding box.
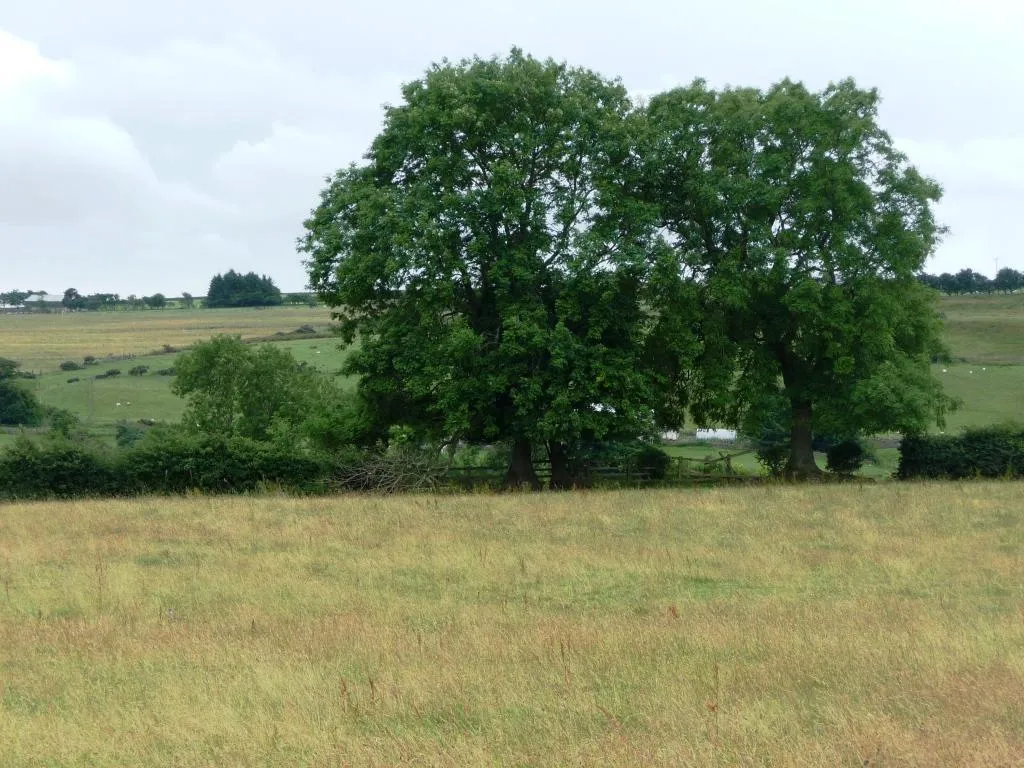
[1,0,1022,297]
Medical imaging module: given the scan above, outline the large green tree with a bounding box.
[644,79,953,476]
[302,51,690,488]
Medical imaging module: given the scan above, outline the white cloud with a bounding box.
[1,0,1023,294]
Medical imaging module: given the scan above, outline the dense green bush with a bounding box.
[826,439,866,474]
[0,429,346,499]
[0,438,116,499]
[898,425,1024,479]
[129,365,149,376]
[115,423,147,448]
[59,360,82,371]
[118,430,336,494]
[572,440,671,481]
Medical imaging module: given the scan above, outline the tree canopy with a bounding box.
[643,78,953,475]
[301,52,955,484]
[302,50,691,488]
[0,358,43,427]
[205,270,283,308]
[172,336,373,451]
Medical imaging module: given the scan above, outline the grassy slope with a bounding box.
[938,293,1024,365]
[1,296,1021,448]
[0,306,334,372]
[0,485,1020,766]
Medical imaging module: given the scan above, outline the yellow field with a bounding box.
[1,484,1021,766]
[0,307,334,372]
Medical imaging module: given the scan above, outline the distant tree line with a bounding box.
[918,267,1023,295]
[0,274,316,311]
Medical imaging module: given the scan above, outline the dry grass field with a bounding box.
[0,484,1021,766]
[0,307,333,372]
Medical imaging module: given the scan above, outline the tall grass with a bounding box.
[0,484,1021,765]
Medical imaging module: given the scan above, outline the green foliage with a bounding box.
[0,437,115,499]
[172,335,370,452]
[206,270,282,308]
[897,425,1024,479]
[47,408,80,439]
[0,429,340,499]
[573,440,671,480]
[826,439,866,474]
[59,361,82,371]
[0,289,30,307]
[644,78,953,475]
[115,422,147,448]
[0,358,44,426]
[143,293,167,309]
[302,50,689,487]
[129,365,149,376]
[118,429,334,494]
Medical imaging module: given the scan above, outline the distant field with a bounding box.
[0,484,1020,766]
[8,339,353,443]
[933,362,1024,431]
[0,306,334,372]
[2,296,1022,447]
[938,293,1024,364]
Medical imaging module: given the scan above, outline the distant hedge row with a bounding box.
[0,434,338,499]
[898,425,1024,479]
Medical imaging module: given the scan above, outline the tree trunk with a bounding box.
[504,438,542,491]
[548,442,575,490]
[786,400,822,479]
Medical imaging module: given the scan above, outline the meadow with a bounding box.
[1,295,1022,457]
[0,306,333,372]
[0,484,1020,766]
[939,293,1024,365]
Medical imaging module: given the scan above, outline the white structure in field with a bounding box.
[695,428,738,442]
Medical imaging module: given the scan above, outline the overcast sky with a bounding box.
[2,0,1022,296]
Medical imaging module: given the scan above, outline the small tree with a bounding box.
[0,358,44,426]
[172,335,362,448]
[181,292,195,309]
[143,293,167,309]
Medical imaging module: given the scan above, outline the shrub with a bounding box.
[633,443,671,480]
[104,369,122,377]
[826,439,865,474]
[0,382,43,426]
[0,438,115,499]
[60,360,82,371]
[897,425,1024,479]
[129,365,149,377]
[116,423,147,448]
[295,324,316,334]
[67,377,80,384]
[119,430,334,495]
[83,356,97,366]
[156,368,177,376]
[48,409,80,439]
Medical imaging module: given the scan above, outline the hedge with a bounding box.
[0,434,338,500]
[897,425,1024,479]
